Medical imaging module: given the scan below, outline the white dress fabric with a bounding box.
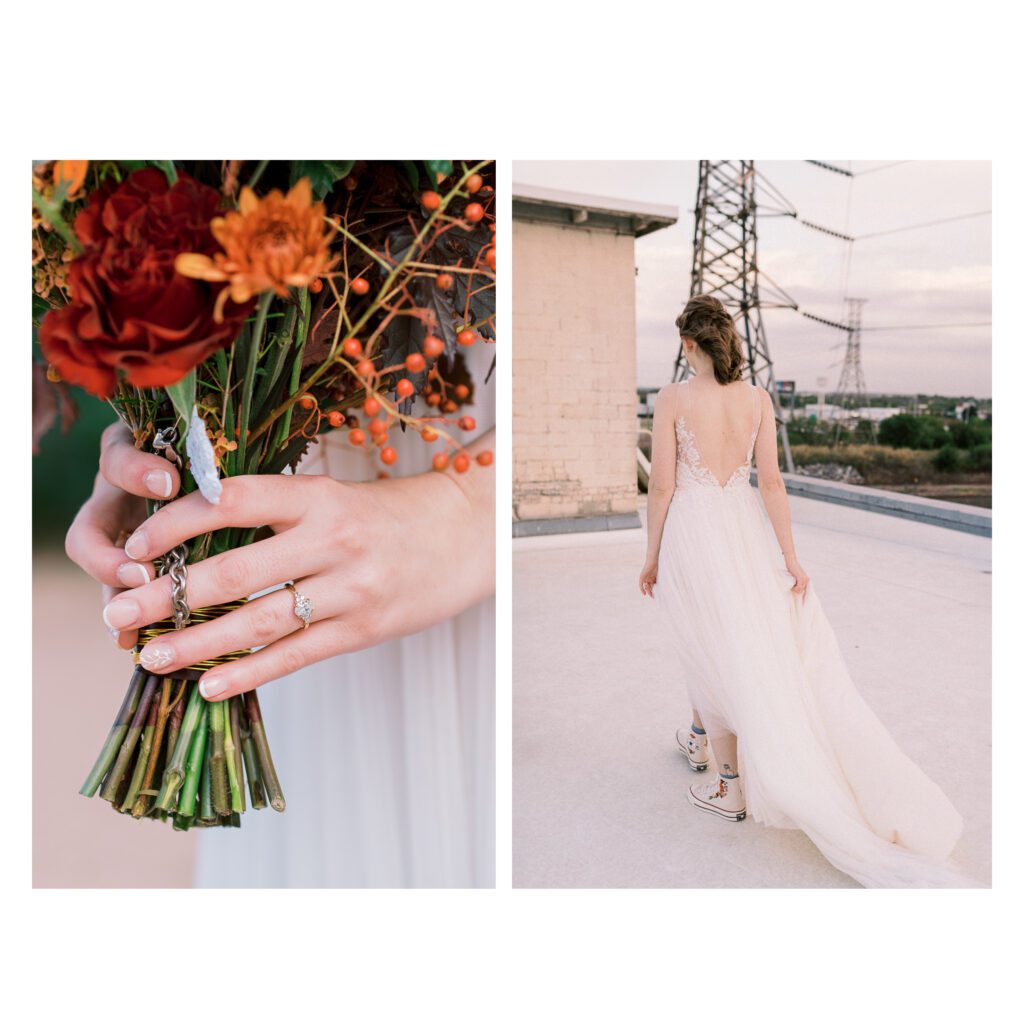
[655,377,970,888]
[195,344,495,888]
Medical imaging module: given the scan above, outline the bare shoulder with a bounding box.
[654,381,683,411]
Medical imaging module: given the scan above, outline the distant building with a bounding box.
[799,403,906,423]
[954,400,979,421]
[513,185,677,534]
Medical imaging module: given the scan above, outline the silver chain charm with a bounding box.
[152,426,191,630]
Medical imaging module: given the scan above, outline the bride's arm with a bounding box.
[639,384,677,596]
[752,388,809,596]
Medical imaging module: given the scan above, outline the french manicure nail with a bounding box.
[103,599,140,630]
[140,644,173,671]
[144,469,173,499]
[108,627,120,644]
[199,674,227,699]
[116,562,151,587]
[124,529,148,560]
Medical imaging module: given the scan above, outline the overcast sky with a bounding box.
[513,161,991,397]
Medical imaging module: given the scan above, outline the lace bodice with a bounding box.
[674,380,760,491]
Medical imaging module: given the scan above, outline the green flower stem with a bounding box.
[240,719,267,810]
[176,702,209,821]
[269,287,311,454]
[121,699,158,812]
[131,677,176,818]
[225,698,244,815]
[209,698,231,817]
[246,160,269,190]
[244,691,285,812]
[163,688,186,777]
[199,732,214,822]
[236,292,273,473]
[100,672,159,803]
[251,303,298,425]
[80,665,146,796]
[155,683,205,812]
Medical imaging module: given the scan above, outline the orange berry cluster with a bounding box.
[298,333,493,475]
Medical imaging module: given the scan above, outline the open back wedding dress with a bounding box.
[654,376,968,888]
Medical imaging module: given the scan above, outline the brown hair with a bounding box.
[675,294,745,384]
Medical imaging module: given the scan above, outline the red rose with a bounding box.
[39,168,251,397]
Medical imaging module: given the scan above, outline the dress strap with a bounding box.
[748,382,762,456]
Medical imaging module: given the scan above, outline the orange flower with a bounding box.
[53,160,89,197]
[175,178,336,322]
[208,429,238,468]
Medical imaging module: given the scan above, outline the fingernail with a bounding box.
[108,627,120,644]
[144,470,173,499]
[124,529,148,560]
[140,644,173,671]
[199,674,227,700]
[116,562,151,587]
[103,598,140,630]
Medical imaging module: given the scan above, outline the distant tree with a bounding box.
[967,443,991,472]
[948,418,991,449]
[878,413,948,449]
[931,444,965,472]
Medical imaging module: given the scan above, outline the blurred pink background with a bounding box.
[33,550,196,887]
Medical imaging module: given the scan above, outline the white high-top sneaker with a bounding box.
[687,774,746,822]
[675,726,709,772]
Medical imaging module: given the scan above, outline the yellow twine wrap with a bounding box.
[133,600,251,671]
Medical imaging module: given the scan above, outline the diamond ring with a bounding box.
[284,582,313,630]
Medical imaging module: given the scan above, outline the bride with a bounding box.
[638,294,969,888]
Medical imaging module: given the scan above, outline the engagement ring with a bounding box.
[285,582,313,630]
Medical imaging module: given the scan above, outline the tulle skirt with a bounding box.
[655,482,970,888]
[194,597,495,888]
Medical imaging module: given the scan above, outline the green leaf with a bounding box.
[118,160,178,185]
[423,160,453,184]
[400,160,420,190]
[289,160,355,200]
[153,160,178,185]
[165,369,196,433]
[32,294,53,325]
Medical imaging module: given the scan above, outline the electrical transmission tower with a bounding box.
[834,297,875,441]
[673,160,796,472]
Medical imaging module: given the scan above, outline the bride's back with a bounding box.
[674,375,760,487]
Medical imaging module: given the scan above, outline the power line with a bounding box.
[808,159,912,177]
[795,310,990,333]
[800,219,854,241]
[854,160,911,176]
[806,160,853,177]
[799,310,852,331]
[795,209,990,243]
[857,209,991,240]
[860,321,991,331]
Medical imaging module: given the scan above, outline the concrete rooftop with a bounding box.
[513,494,991,888]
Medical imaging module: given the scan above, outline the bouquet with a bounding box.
[33,159,496,829]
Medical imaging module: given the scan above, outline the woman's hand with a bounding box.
[785,555,810,597]
[65,423,184,650]
[66,424,494,701]
[638,557,658,598]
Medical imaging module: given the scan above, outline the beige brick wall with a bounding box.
[512,218,638,522]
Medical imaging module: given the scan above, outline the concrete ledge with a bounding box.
[513,512,641,537]
[751,470,992,537]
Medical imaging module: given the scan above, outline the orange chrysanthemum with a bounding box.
[175,178,337,322]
